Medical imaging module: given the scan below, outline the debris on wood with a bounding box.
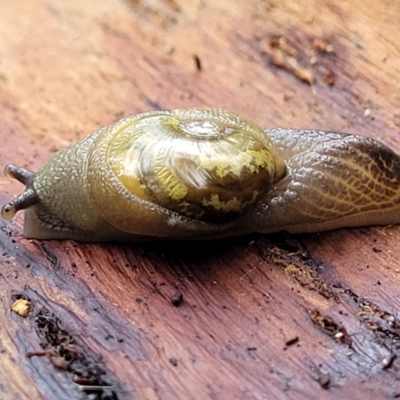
[285,336,299,347]
[259,35,336,86]
[171,291,184,307]
[310,309,352,346]
[11,298,32,318]
[318,371,331,388]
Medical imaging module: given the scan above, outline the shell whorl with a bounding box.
[101,108,286,226]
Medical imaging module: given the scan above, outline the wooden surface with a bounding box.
[1,1,400,399]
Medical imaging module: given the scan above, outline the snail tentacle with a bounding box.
[1,165,39,220]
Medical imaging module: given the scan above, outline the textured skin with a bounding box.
[3,108,400,241]
[248,129,400,233]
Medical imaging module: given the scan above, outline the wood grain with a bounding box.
[1,0,400,399]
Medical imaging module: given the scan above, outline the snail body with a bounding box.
[2,107,400,241]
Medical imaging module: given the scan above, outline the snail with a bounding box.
[2,107,400,241]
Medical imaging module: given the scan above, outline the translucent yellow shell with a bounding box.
[105,108,286,223]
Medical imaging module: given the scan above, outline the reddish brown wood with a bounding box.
[1,1,400,399]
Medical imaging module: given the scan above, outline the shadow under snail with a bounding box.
[2,107,400,241]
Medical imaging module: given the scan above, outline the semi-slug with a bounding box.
[2,107,400,241]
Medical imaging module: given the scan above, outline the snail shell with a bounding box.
[2,107,400,241]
